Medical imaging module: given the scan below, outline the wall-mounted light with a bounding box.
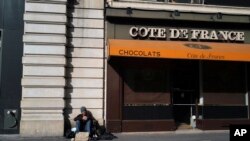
[126,7,133,15]
[211,12,223,20]
[171,10,180,17]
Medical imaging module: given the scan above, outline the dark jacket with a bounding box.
[74,110,95,121]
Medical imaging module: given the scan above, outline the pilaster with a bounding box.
[65,0,105,127]
[21,0,67,136]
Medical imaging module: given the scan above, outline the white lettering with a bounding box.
[210,31,218,40]
[148,28,158,38]
[242,129,247,136]
[236,32,245,41]
[157,28,166,38]
[169,29,180,39]
[228,31,237,40]
[138,27,148,37]
[234,129,248,136]
[129,27,138,37]
[200,30,209,40]
[129,27,245,42]
[179,29,188,39]
[218,31,228,40]
[234,129,241,136]
[191,30,200,39]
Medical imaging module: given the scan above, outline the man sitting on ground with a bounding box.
[74,106,94,137]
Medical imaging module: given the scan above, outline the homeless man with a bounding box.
[74,106,94,135]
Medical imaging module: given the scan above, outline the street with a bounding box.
[0,130,229,141]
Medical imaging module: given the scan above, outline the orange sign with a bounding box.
[109,39,250,62]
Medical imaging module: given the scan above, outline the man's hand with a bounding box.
[82,116,88,120]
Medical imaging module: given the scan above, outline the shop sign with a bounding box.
[109,39,250,62]
[129,26,245,42]
[118,50,161,58]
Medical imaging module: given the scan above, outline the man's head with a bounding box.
[80,106,87,114]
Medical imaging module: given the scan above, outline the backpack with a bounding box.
[92,120,105,137]
[98,132,117,140]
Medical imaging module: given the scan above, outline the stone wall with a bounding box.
[21,0,105,136]
[21,0,67,136]
[65,0,105,127]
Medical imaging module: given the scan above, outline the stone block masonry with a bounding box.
[21,0,105,136]
[21,0,67,136]
[65,0,105,127]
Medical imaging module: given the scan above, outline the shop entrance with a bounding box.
[171,60,199,129]
[107,58,199,132]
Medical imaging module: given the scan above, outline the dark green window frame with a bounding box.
[0,29,2,48]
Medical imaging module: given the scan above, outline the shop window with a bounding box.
[123,67,172,120]
[124,69,168,92]
[204,0,250,7]
[120,58,171,105]
[151,0,203,4]
[119,0,250,7]
[203,61,246,93]
[123,68,170,105]
[156,0,168,2]
[202,106,248,119]
[171,0,192,3]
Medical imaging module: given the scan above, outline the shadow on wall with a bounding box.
[63,0,77,134]
[64,0,103,135]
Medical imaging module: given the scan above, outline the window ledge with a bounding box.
[107,0,250,15]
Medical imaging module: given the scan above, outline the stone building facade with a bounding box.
[21,0,105,136]
[1,0,250,137]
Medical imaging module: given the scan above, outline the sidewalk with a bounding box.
[114,130,229,141]
[0,130,229,141]
[0,134,70,141]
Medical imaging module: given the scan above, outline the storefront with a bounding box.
[106,8,250,132]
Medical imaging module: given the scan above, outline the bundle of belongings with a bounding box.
[65,107,116,140]
[66,121,116,141]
